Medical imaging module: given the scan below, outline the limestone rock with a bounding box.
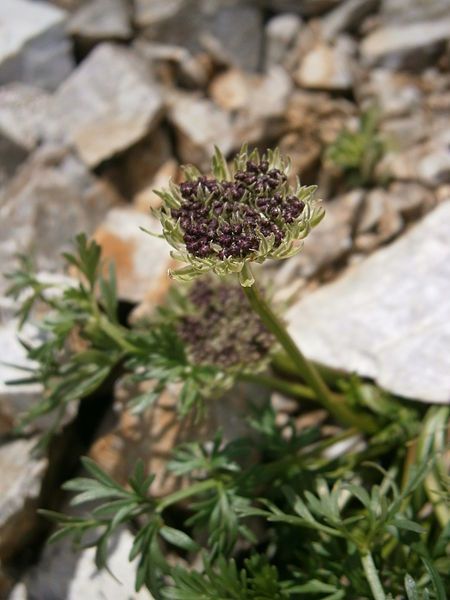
[137,1,263,72]
[0,146,120,295]
[295,38,355,91]
[209,69,250,112]
[134,159,179,212]
[9,527,153,600]
[321,0,379,40]
[0,437,47,560]
[264,13,302,69]
[360,70,422,118]
[287,202,450,404]
[275,191,363,284]
[45,43,164,167]
[380,0,450,24]
[0,0,73,91]
[0,84,51,186]
[93,207,172,304]
[168,92,233,170]
[361,19,450,70]
[263,0,340,16]
[68,0,132,43]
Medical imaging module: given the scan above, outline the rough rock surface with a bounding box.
[45,43,164,167]
[0,437,47,560]
[68,0,132,43]
[168,92,233,169]
[0,0,73,90]
[287,202,450,404]
[361,18,450,69]
[295,38,355,91]
[9,527,153,600]
[0,147,120,294]
[93,207,172,304]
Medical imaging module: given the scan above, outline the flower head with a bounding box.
[154,146,324,286]
[176,277,275,371]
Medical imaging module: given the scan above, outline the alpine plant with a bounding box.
[153,146,324,286]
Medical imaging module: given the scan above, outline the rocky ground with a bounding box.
[0,0,449,597]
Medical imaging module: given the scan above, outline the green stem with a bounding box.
[239,372,316,401]
[240,265,376,433]
[155,479,217,514]
[360,552,386,600]
[98,317,138,354]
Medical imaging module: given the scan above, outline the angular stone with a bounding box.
[0,437,47,560]
[275,191,363,283]
[45,44,164,167]
[0,146,120,295]
[68,0,132,43]
[0,0,73,91]
[93,207,172,304]
[380,0,450,24]
[321,0,379,40]
[9,527,153,600]
[264,13,302,68]
[0,84,51,186]
[295,38,355,91]
[133,0,187,28]
[209,69,250,112]
[361,19,450,70]
[287,202,450,404]
[360,69,422,118]
[134,159,179,212]
[168,92,233,170]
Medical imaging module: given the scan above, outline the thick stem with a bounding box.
[360,552,386,600]
[240,266,376,433]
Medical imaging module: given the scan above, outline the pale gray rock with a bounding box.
[68,0,132,42]
[45,43,164,167]
[0,84,51,185]
[9,528,153,600]
[168,92,234,169]
[321,0,379,40]
[275,191,363,284]
[0,0,73,90]
[137,1,263,72]
[0,437,47,559]
[295,37,355,91]
[360,70,422,118]
[380,0,450,24]
[93,207,172,304]
[0,146,120,295]
[287,202,450,404]
[361,19,450,70]
[264,13,302,68]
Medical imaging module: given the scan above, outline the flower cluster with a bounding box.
[176,277,275,371]
[154,146,324,286]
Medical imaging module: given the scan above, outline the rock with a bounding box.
[9,527,153,600]
[380,0,450,24]
[0,146,120,295]
[295,38,355,91]
[278,131,322,181]
[355,188,404,252]
[201,4,263,72]
[361,19,450,70]
[90,382,265,497]
[264,13,302,69]
[0,437,47,560]
[321,0,379,40]
[360,70,422,118]
[93,207,172,304]
[209,69,250,112]
[387,183,435,220]
[168,92,233,170]
[134,159,179,212]
[68,0,132,44]
[0,0,73,91]
[275,191,363,284]
[0,84,51,185]
[45,43,164,168]
[263,0,340,16]
[137,1,263,72]
[133,0,187,28]
[287,201,450,404]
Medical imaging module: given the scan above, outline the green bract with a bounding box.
[152,146,324,287]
